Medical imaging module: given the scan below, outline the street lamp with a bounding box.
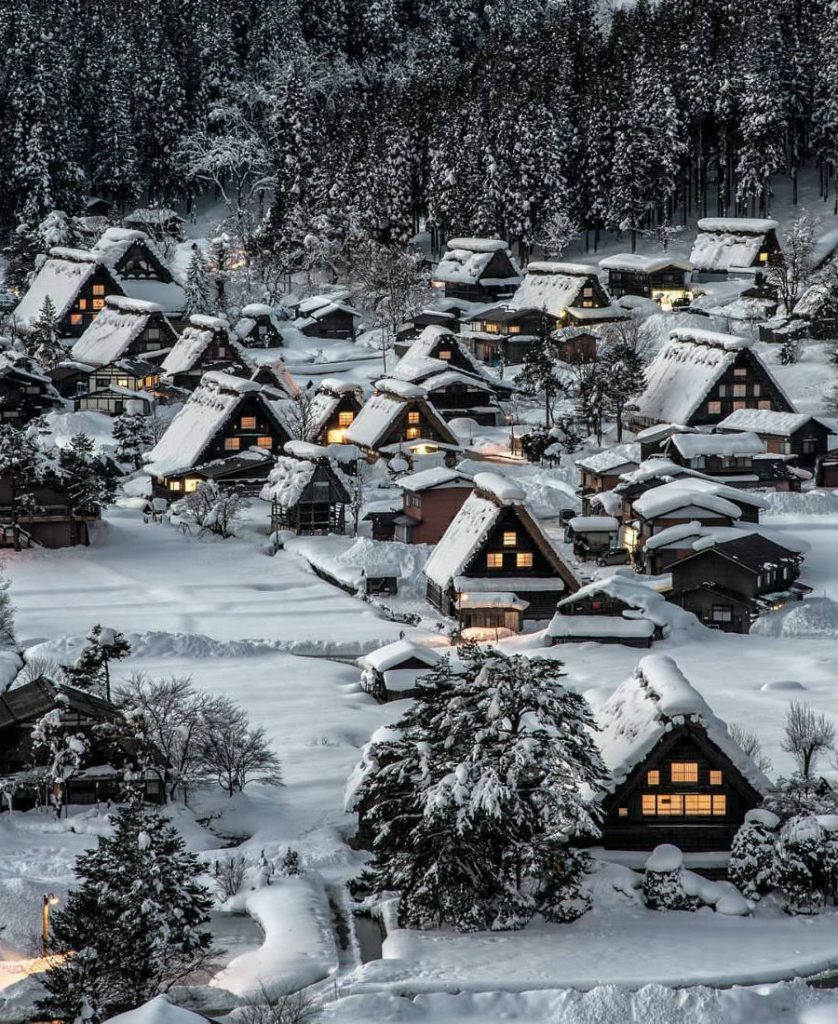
[42,893,58,950]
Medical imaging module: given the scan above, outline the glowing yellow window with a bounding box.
[78,299,88,310]
[240,416,257,430]
[684,794,712,816]
[407,411,420,425]
[117,377,129,388]
[503,531,517,547]
[256,436,273,448]
[712,795,727,816]
[92,299,105,310]
[338,411,354,426]
[327,429,344,444]
[486,552,503,568]
[70,314,83,325]
[618,807,628,818]
[184,478,200,493]
[169,480,182,492]
[710,770,723,786]
[405,427,420,440]
[516,552,533,568]
[641,795,656,816]
[438,350,451,360]
[508,325,521,334]
[671,762,698,783]
[647,770,660,786]
[92,284,106,296]
[656,794,684,816]
[759,251,769,263]
[224,437,241,451]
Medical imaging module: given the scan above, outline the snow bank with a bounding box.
[210,876,337,998]
[761,490,838,516]
[751,598,838,639]
[105,996,209,1024]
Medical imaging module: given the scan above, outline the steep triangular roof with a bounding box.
[344,382,459,450]
[71,296,173,365]
[13,249,122,330]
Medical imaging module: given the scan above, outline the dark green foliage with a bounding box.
[66,623,131,701]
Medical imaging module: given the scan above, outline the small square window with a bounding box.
[407,411,420,425]
[641,795,656,816]
[92,299,105,310]
[486,552,503,569]
[169,480,182,491]
[710,770,722,785]
[224,437,241,451]
[618,807,628,818]
[92,284,106,296]
[712,795,727,815]
[78,298,88,310]
[70,314,83,325]
[240,416,257,430]
[516,552,533,568]
[707,400,722,414]
[338,411,354,427]
[647,770,660,786]
[256,436,273,448]
[405,427,420,440]
[503,531,517,547]
[438,350,451,360]
[671,762,698,783]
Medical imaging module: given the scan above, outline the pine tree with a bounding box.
[66,624,131,702]
[3,222,40,295]
[353,649,606,931]
[729,811,779,899]
[27,297,65,371]
[183,247,212,317]
[0,424,44,551]
[599,325,647,442]
[514,316,567,427]
[112,411,154,471]
[38,800,214,1022]
[57,434,117,516]
[772,814,834,914]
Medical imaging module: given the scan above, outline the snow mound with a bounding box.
[645,844,682,873]
[760,679,806,691]
[751,598,838,639]
[105,995,209,1024]
[746,808,780,830]
[761,490,838,516]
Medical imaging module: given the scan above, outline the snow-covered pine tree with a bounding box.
[30,691,89,818]
[3,222,40,295]
[772,814,834,914]
[729,810,780,899]
[27,297,65,371]
[38,800,214,1021]
[642,844,701,911]
[183,246,212,317]
[354,649,606,931]
[112,410,155,471]
[0,424,45,551]
[514,316,567,427]
[66,624,131,702]
[57,434,117,516]
[599,324,647,442]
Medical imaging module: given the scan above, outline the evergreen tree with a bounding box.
[600,326,647,442]
[772,814,834,914]
[3,222,40,295]
[27,297,65,370]
[183,247,212,317]
[38,800,214,1021]
[57,434,117,516]
[353,649,606,931]
[0,425,44,551]
[66,623,131,702]
[514,316,567,427]
[729,811,779,899]
[643,845,701,912]
[112,411,155,471]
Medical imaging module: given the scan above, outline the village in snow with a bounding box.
[5,2,838,1023]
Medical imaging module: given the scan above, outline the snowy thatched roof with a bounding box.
[161,315,235,376]
[344,384,457,450]
[669,431,765,459]
[599,253,692,274]
[635,328,789,425]
[90,227,185,312]
[399,324,501,384]
[70,296,168,366]
[234,303,286,341]
[433,238,521,286]
[690,218,778,272]
[596,654,773,796]
[718,408,836,437]
[398,466,473,493]
[260,456,319,507]
[13,249,105,330]
[510,261,598,319]
[359,638,443,674]
[576,443,640,474]
[553,573,669,623]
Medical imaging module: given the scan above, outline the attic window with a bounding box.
[707,401,722,414]
[240,416,257,430]
[78,299,88,310]
[93,299,105,310]
[671,762,698,783]
[486,553,503,568]
[70,314,83,325]
[710,770,723,785]
[516,552,533,568]
[438,350,452,360]
[224,437,241,451]
[618,807,628,818]
[338,411,354,427]
[407,411,420,425]
[647,770,660,785]
[734,368,747,377]
[503,531,517,547]
[406,427,420,440]
[759,252,769,263]
[92,284,105,296]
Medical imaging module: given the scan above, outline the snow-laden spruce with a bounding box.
[351,645,607,932]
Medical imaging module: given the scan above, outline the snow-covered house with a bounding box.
[594,655,772,851]
[667,532,808,633]
[233,303,286,348]
[547,574,669,647]
[261,446,352,535]
[122,207,185,241]
[391,353,502,426]
[144,371,293,496]
[305,378,365,445]
[599,254,692,310]
[0,679,166,810]
[461,304,545,365]
[509,261,624,328]
[247,357,300,398]
[394,466,474,544]
[690,218,781,276]
[75,358,160,417]
[291,295,361,341]
[343,379,460,459]
[565,515,620,560]
[717,408,836,470]
[577,444,641,514]
[399,324,507,387]
[358,638,444,702]
[790,282,838,339]
[161,315,249,391]
[423,472,580,628]
[162,447,276,498]
[663,430,765,476]
[627,480,744,560]
[394,304,472,354]
[431,238,522,303]
[90,227,185,318]
[0,361,63,425]
[629,328,794,432]
[70,295,178,367]
[12,247,123,338]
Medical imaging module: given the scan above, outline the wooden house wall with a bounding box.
[114,241,173,283]
[599,725,761,851]
[127,314,178,358]
[757,421,832,467]
[318,393,363,444]
[201,395,290,463]
[397,485,472,544]
[0,377,58,424]
[668,585,753,633]
[670,550,756,600]
[300,311,356,340]
[379,401,452,447]
[689,350,793,426]
[62,267,123,337]
[240,315,283,348]
[606,266,689,299]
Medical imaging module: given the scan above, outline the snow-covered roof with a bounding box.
[567,304,626,322]
[636,328,780,425]
[144,372,265,477]
[13,250,102,329]
[241,302,276,317]
[691,219,778,272]
[576,443,641,474]
[105,995,210,1024]
[555,573,667,614]
[792,283,834,318]
[283,439,360,462]
[433,239,521,286]
[567,515,619,533]
[375,378,427,400]
[596,655,773,795]
[319,377,362,395]
[548,615,655,639]
[190,314,230,333]
[344,387,455,450]
[718,408,835,437]
[446,238,509,253]
[670,431,765,459]
[398,324,497,383]
[359,638,443,673]
[599,253,693,274]
[161,317,235,377]
[644,521,754,552]
[423,491,505,588]
[70,296,166,365]
[260,457,318,506]
[124,207,183,224]
[234,304,285,340]
[633,484,742,521]
[509,262,598,319]
[473,472,525,504]
[398,466,473,493]
[91,227,157,269]
[457,591,529,610]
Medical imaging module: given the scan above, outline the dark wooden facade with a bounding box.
[237,311,284,348]
[0,474,99,548]
[166,328,249,391]
[599,723,764,851]
[720,418,833,469]
[694,350,794,426]
[432,248,521,303]
[76,360,159,416]
[317,391,364,445]
[0,366,62,425]
[63,265,124,337]
[269,461,350,535]
[601,263,691,303]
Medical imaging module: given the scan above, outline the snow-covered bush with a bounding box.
[773,814,835,915]
[279,848,301,877]
[729,808,780,899]
[173,480,246,538]
[214,853,251,899]
[642,845,701,911]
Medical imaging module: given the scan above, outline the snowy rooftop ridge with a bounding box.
[525,261,595,276]
[70,298,165,366]
[696,218,778,234]
[473,472,525,504]
[445,237,509,253]
[718,408,836,437]
[576,443,641,474]
[670,431,765,459]
[599,253,693,274]
[596,654,773,796]
[668,327,753,351]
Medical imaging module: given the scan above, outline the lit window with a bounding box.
[503,531,517,547]
[733,384,746,398]
[732,400,747,410]
[516,552,533,568]
[70,314,83,325]
[671,762,698,783]
[92,284,106,296]
[710,770,723,785]
[438,350,452,360]
[508,324,521,334]
[734,368,747,377]
[712,795,727,815]
[684,794,712,815]
[759,251,769,263]
[656,794,684,816]
[327,428,345,444]
[256,436,273,448]
[338,411,354,427]
[487,552,503,568]
[642,795,656,816]
[707,401,722,414]
[758,400,772,409]
[92,299,105,310]
[240,416,257,430]
[117,377,129,388]
[78,298,88,311]
[224,437,241,451]
[407,411,420,425]
[618,807,628,818]
[184,478,200,493]
[169,480,182,491]
[647,770,660,786]
[406,427,420,440]
[752,384,761,397]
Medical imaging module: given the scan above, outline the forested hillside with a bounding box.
[1,0,837,258]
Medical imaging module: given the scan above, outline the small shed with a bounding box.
[431,238,522,303]
[234,303,286,348]
[261,453,352,535]
[358,639,444,701]
[565,515,619,559]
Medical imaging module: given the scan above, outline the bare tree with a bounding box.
[767,210,820,314]
[781,702,836,779]
[729,723,774,775]
[535,209,581,259]
[202,701,283,797]
[173,481,246,538]
[284,388,320,442]
[213,854,251,900]
[236,984,318,1024]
